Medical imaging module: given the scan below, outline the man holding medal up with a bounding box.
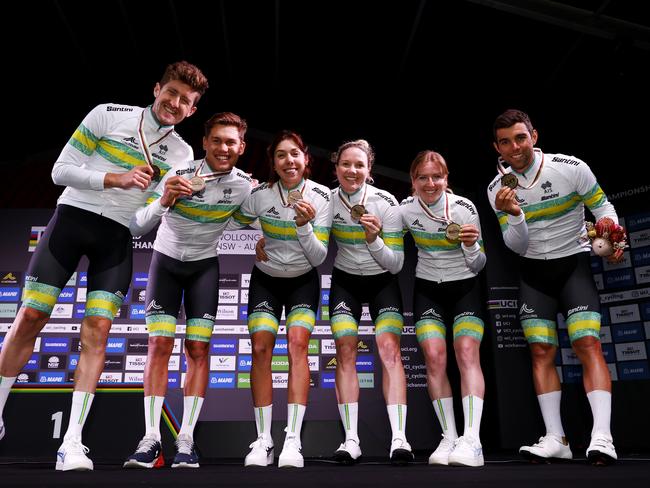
[487,109,625,465]
[125,112,253,469]
[0,61,207,470]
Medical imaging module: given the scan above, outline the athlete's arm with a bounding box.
[295,194,331,267]
[365,204,404,274]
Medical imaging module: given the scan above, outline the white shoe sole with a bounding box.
[244,448,274,467]
[55,460,94,471]
[448,456,484,467]
[428,455,449,466]
[278,458,304,468]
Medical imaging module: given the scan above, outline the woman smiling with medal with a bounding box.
[327,140,411,465]
[235,131,332,468]
[401,150,487,467]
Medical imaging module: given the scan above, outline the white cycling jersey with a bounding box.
[331,183,404,275]
[52,103,193,227]
[234,179,332,278]
[401,192,486,282]
[130,161,252,261]
[486,148,618,259]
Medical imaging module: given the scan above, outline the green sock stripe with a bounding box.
[149,397,156,427]
[188,397,199,426]
[77,392,90,424]
[291,405,298,432]
[344,404,350,430]
[436,399,448,430]
[398,404,403,430]
[468,395,473,428]
[258,407,264,432]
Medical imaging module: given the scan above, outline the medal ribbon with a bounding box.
[193,159,232,183]
[338,184,368,216]
[418,193,451,224]
[497,148,545,190]
[278,181,306,207]
[138,109,174,171]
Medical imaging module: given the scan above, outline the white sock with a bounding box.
[537,391,565,437]
[587,390,612,437]
[144,396,165,441]
[179,396,204,438]
[337,402,359,442]
[0,376,17,425]
[432,397,458,439]
[285,403,306,440]
[462,395,483,440]
[387,404,407,441]
[63,390,95,441]
[254,404,273,439]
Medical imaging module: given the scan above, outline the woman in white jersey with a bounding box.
[328,140,412,465]
[234,131,332,468]
[401,150,487,467]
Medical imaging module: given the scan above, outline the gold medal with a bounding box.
[288,190,303,206]
[189,176,205,193]
[350,204,366,222]
[151,164,161,181]
[500,173,518,189]
[501,173,519,190]
[445,222,462,242]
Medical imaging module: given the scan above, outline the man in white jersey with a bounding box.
[487,109,625,465]
[124,112,253,469]
[0,61,208,471]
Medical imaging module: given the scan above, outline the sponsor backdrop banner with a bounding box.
[0,209,438,451]
[2,201,648,450]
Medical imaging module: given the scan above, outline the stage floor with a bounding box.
[2,454,649,488]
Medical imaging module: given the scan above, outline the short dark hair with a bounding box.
[204,112,247,139]
[159,61,209,102]
[493,109,534,141]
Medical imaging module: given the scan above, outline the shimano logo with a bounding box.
[541,193,559,201]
